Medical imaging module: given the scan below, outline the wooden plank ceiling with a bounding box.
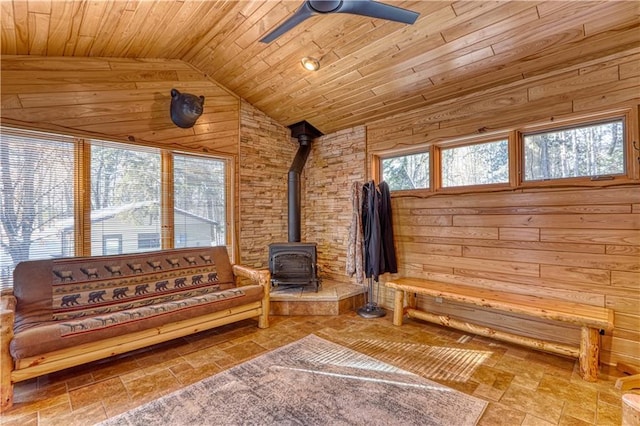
[1,0,639,135]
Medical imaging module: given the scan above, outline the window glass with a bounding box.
[381,152,429,190]
[0,130,75,288]
[523,120,624,181]
[441,139,509,187]
[137,232,160,249]
[173,154,226,247]
[90,140,161,255]
[103,234,123,255]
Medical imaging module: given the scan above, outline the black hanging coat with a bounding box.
[378,181,398,274]
[362,181,383,280]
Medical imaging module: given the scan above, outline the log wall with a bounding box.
[366,47,640,369]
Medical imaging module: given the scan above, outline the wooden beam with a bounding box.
[406,307,580,359]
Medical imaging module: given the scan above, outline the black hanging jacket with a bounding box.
[378,181,398,274]
[362,181,383,280]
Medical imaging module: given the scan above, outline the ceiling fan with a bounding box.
[259,0,420,43]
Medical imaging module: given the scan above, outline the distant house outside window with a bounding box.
[0,129,75,288]
[90,140,161,255]
[138,233,160,249]
[103,234,122,255]
[173,154,226,247]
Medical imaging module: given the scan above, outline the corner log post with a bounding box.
[1,294,17,412]
[387,277,614,382]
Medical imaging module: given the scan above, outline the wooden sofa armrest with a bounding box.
[232,265,270,329]
[1,294,17,412]
[232,265,270,288]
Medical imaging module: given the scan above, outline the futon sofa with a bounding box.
[0,246,270,412]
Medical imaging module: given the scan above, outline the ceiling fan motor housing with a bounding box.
[309,1,343,13]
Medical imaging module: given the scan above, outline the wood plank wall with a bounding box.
[1,52,638,369]
[1,56,240,155]
[366,48,640,369]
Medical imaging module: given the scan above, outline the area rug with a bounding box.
[98,334,487,426]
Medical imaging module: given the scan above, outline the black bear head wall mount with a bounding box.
[170,88,205,128]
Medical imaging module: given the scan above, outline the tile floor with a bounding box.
[1,311,635,425]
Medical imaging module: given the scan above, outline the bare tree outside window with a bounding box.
[0,131,75,287]
[173,154,227,247]
[441,140,509,187]
[90,141,161,255]
[0,128,231,290]
[382,152,429,190]
[523,120,624,181]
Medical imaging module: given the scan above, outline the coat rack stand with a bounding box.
[357,277,386,318]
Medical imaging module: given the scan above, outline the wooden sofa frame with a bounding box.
[0,264,270,412]
[386,277,614,382]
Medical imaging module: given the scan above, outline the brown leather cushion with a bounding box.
[10,285,264,359]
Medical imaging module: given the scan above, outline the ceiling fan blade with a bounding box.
[337,0,419,24]
[260,2,317,43]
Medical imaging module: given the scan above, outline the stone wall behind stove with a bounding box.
[303,126,367,286]
[238,100,295,268]
[239,100,367,286]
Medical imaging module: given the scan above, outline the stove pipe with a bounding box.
[287,121,323,242]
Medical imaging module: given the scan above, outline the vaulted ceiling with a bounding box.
[1,1,639,134]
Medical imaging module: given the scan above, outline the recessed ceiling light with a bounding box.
[301,56,320,71]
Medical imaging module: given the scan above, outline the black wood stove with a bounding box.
[268,121,323,292]
[268,242,320,291]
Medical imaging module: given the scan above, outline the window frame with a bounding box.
[434,132,514,193]
[102,234,123,255]
[517,109,635,188]
[137,232,161,250]
[380,150,431,191]
[374,108,638,194]
[171,151,230,249]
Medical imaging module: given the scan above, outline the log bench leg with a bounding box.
[579,326,600,382]
[393,289,404,326]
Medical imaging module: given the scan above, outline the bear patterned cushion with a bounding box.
[51,250,234,321]
[57,288,247,337]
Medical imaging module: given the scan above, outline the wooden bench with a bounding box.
[386,277,614,382]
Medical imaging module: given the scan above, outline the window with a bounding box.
[0,127,232,290]
[381,152,429,190]
[90,140,161,255]
[441,139,509,188]
[378,110,633,193]
[523,119,625,181]
[0,130,75,287]
[173,154,227,247]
